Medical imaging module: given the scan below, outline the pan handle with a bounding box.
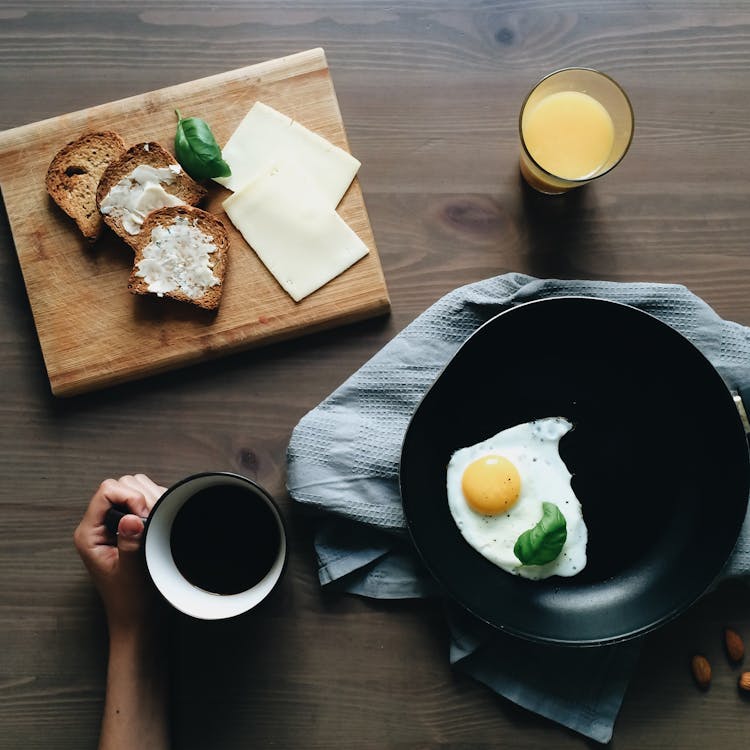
[732,388,750,435]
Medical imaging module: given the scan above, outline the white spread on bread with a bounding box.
[100,164,184,234]
[214,101,360,208]
[222,159,368,302]
[135,215,219,299]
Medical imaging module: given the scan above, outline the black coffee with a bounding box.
[170,484,282,595]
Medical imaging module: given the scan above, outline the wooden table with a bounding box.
[2,2,749,747]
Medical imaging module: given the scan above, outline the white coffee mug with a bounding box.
[105,472,287,620]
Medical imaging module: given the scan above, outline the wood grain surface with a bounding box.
[2,2,750,749]
[0,47,389,396]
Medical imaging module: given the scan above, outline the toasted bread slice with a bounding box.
[45,131,127,242]
[128,205,229,310]
[96,142,206,249]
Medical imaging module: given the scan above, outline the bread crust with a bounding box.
[45,131,127,242]
[96,142,206,249]
[128,205,229,310]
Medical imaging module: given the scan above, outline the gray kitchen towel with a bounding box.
[286,272,750,743]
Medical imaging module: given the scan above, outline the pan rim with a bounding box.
[399,295,750,647]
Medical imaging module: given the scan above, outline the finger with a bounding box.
[118,474,145,494]
[119,474,161,507]
[82,539,118,573]
[84,480,149,523]
[133,473,167,509]
[75,518,113,553]
[116,514,146,577]
[80,479,150,542]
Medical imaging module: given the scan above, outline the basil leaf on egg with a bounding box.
[513,502,567,566]
[174,109,231,180]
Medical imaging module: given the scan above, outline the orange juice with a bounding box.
[521,90,615,181]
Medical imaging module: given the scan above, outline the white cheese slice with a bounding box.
[214,101,360,208]
[222,160,369,302]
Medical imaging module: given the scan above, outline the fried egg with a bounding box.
[446,417,587,580]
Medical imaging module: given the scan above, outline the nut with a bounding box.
[739,672,750,692]
[691,654,712,689]
[725,628,745,663]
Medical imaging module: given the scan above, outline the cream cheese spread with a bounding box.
[135,216,219,299]
[100,164,184,234]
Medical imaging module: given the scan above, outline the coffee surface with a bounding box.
[170,484,281,595]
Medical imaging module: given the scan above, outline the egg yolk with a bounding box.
[461,455,521,514]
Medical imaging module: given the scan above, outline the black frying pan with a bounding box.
[399,297,750,646]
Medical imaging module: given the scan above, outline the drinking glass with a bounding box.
[519,68,634,194]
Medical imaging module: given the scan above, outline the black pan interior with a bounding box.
[399,297,749,645]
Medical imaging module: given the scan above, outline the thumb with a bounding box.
[117,515,145,572]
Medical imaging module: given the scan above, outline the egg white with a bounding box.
[446,417,587,580]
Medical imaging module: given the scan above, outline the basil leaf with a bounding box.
[174,109,231,180]
[513,502,567,566]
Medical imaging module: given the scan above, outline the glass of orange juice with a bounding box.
[519,68,634,194]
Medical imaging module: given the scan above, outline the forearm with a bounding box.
[99,621,170,750]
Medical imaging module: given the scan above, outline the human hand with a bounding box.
[74,474,168,633]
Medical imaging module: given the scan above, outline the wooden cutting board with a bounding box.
[0,48,390,397]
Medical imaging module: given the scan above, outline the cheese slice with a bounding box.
[222,160,369,302]
[214,102,361,208]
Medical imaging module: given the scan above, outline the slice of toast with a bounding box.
[45,131,127,242]
[96,142,206,249]
[128,205,229,310]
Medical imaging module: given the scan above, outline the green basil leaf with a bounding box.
[174,109,231,180]
[513,502,567,566]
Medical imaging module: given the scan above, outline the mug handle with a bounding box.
[104,505,150,535]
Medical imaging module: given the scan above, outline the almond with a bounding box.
[691,654,711,689]
[739,672,750,692]
[725,628,745,663]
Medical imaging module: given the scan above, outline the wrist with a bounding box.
[103,586,166,643]
[100,608,170,750]
[107,613,166,653]
[106,616,168,698]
